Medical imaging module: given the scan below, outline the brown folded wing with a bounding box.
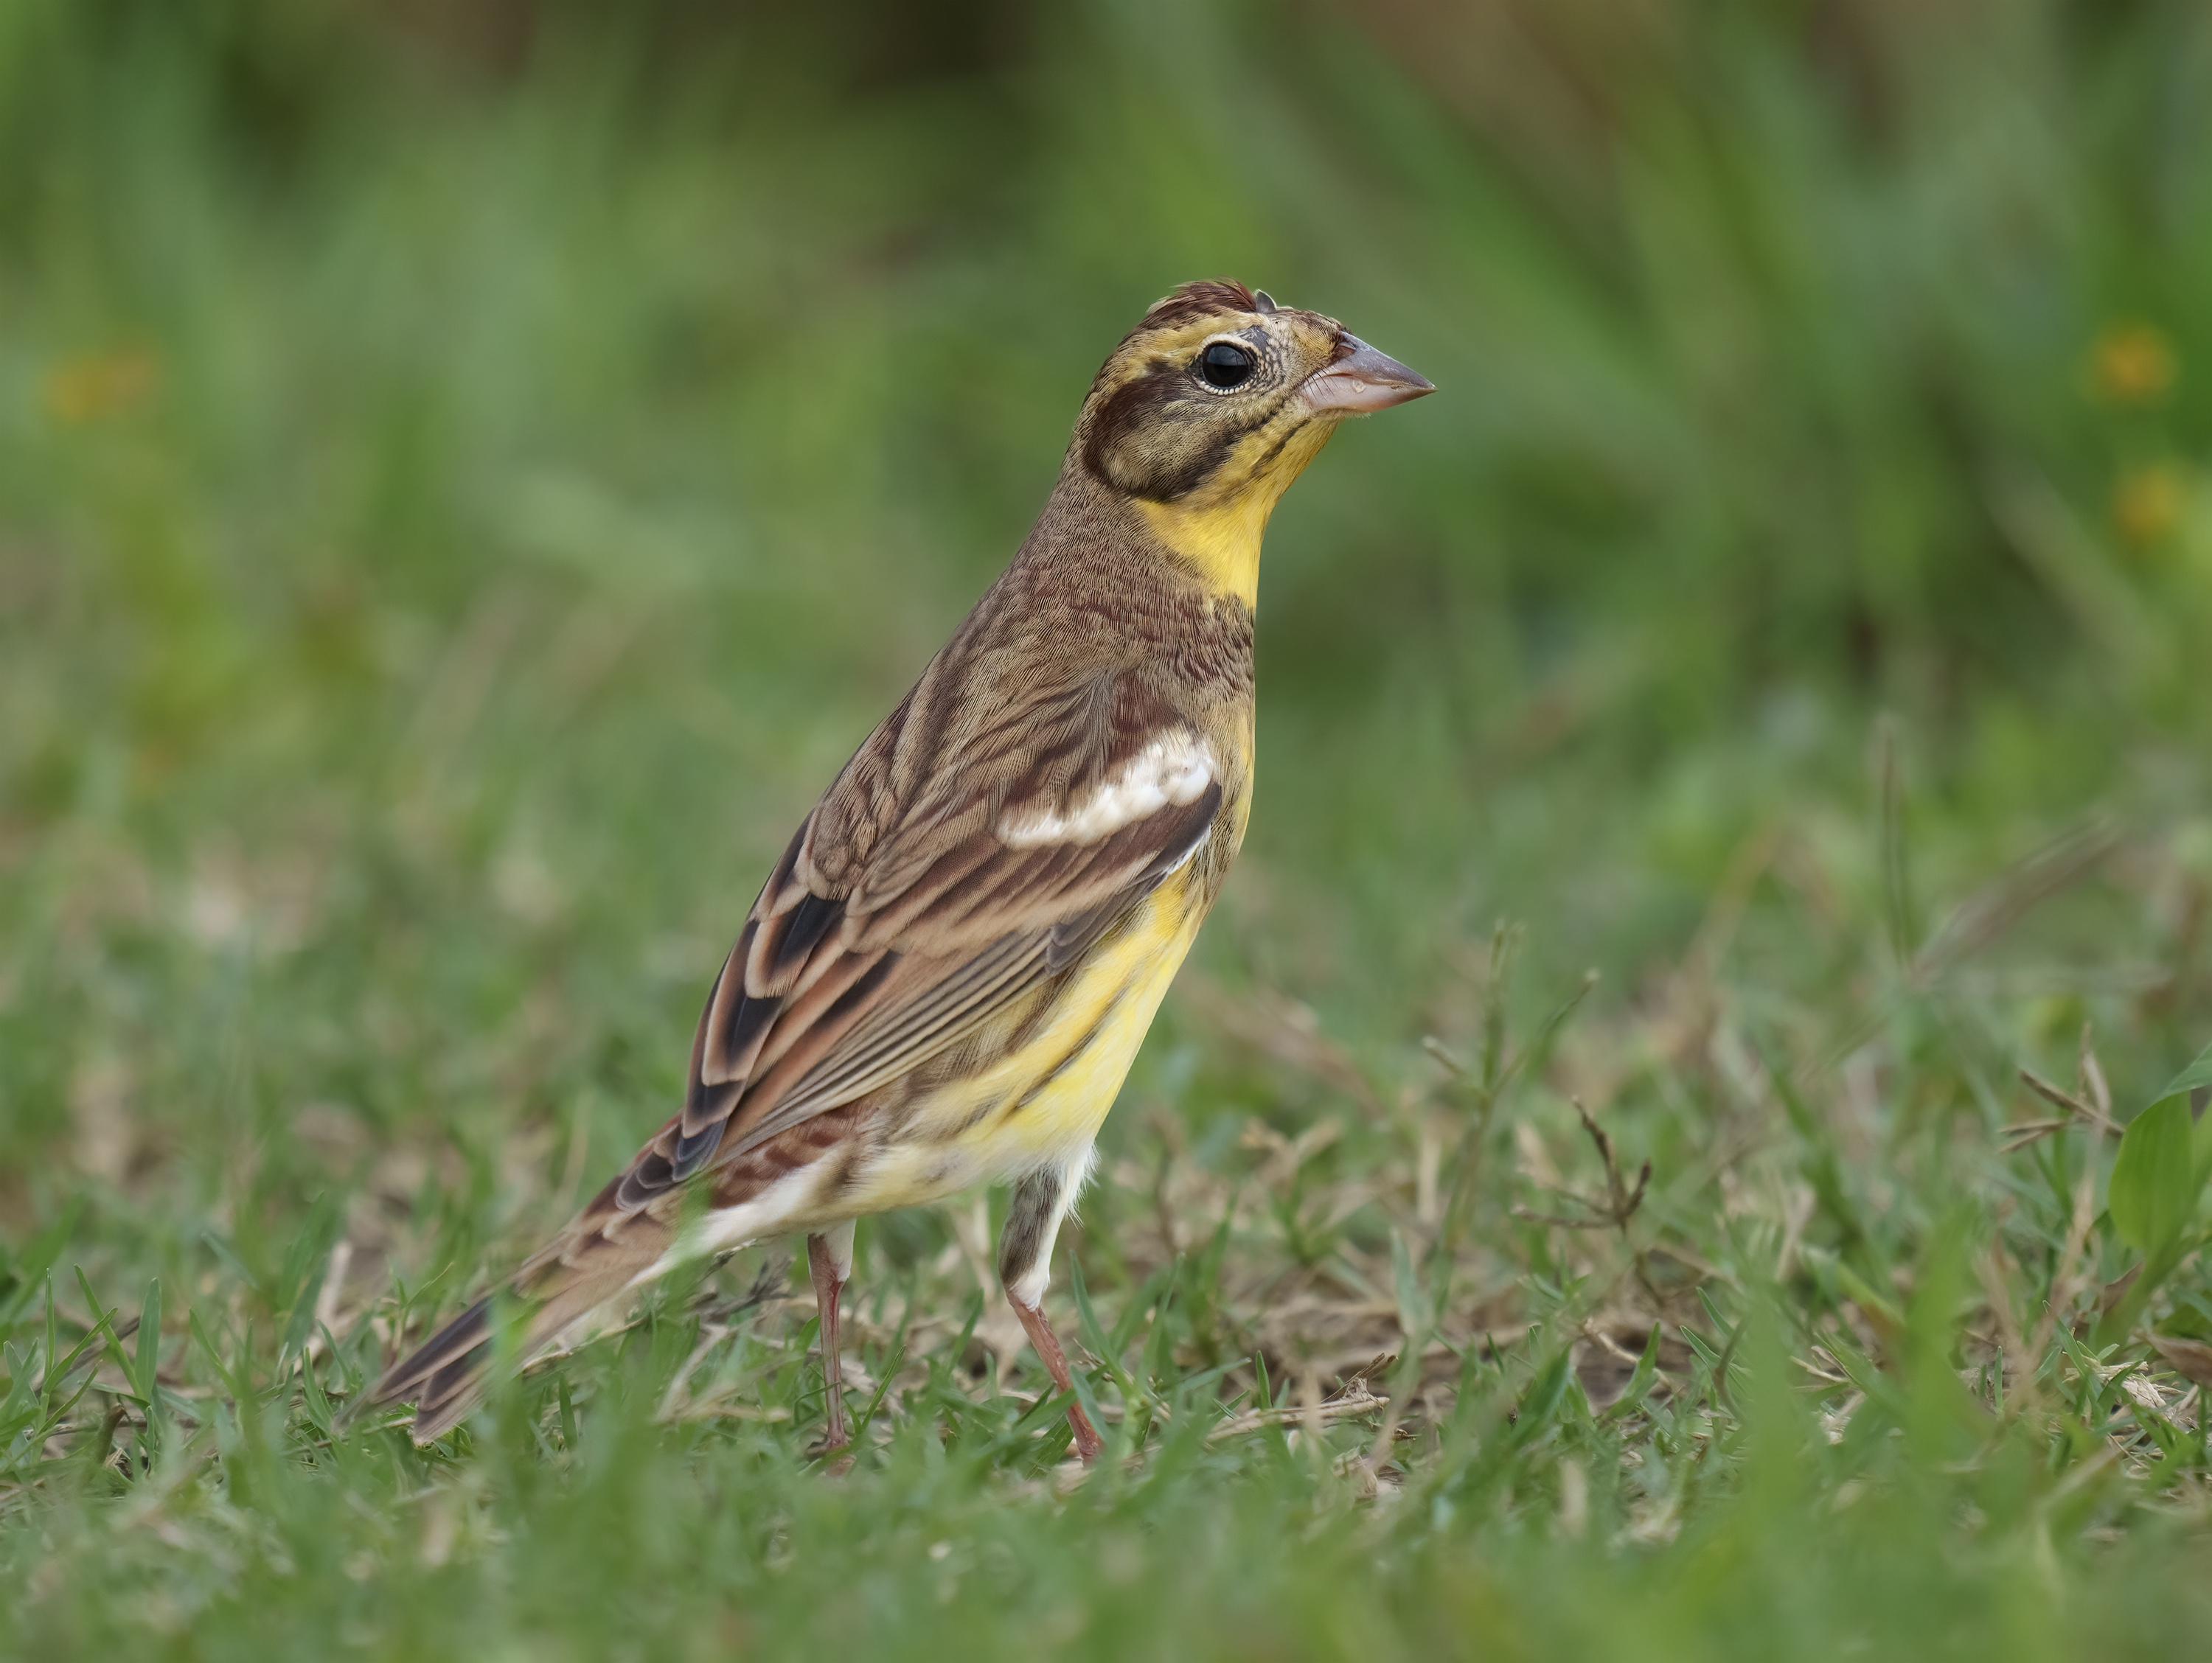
[597,665,1220,1220]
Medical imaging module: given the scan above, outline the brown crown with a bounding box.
[1139,279,1262,331]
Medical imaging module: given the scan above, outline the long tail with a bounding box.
[372,1191,674,1443]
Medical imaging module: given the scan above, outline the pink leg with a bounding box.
[1007,1291,1102,1464]
[807,1232,850,1453]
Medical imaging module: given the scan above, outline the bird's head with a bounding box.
[1071,279,1432,603]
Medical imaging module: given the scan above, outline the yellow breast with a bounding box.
[972,880,1203,1160]
[843,868,1206,1211]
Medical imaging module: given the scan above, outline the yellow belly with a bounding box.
[842,870,1204,1210]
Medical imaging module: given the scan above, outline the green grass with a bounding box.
[6,1,2212,1656]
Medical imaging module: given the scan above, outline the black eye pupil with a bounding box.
[1198,341,1255,389]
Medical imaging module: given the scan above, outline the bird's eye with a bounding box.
[1197,341,1256,390]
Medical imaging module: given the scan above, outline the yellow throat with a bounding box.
[1135,419,1339,605]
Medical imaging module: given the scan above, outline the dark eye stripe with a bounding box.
[1083,355,1293,501]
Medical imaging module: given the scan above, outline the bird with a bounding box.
[372,279,1432,1461]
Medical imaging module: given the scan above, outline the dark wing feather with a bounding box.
[639,663,1217,1202]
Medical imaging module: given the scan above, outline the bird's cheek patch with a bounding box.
[996,732,1216,848]
[1084,368,1206,498]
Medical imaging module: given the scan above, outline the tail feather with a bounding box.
[372,1210,672,1443]
[375,1293,495,1439]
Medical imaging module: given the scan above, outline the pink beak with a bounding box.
[1298,336,1435,414]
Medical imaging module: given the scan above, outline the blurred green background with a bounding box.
[6,1,2212,1656]
[8,0,2209,1154]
